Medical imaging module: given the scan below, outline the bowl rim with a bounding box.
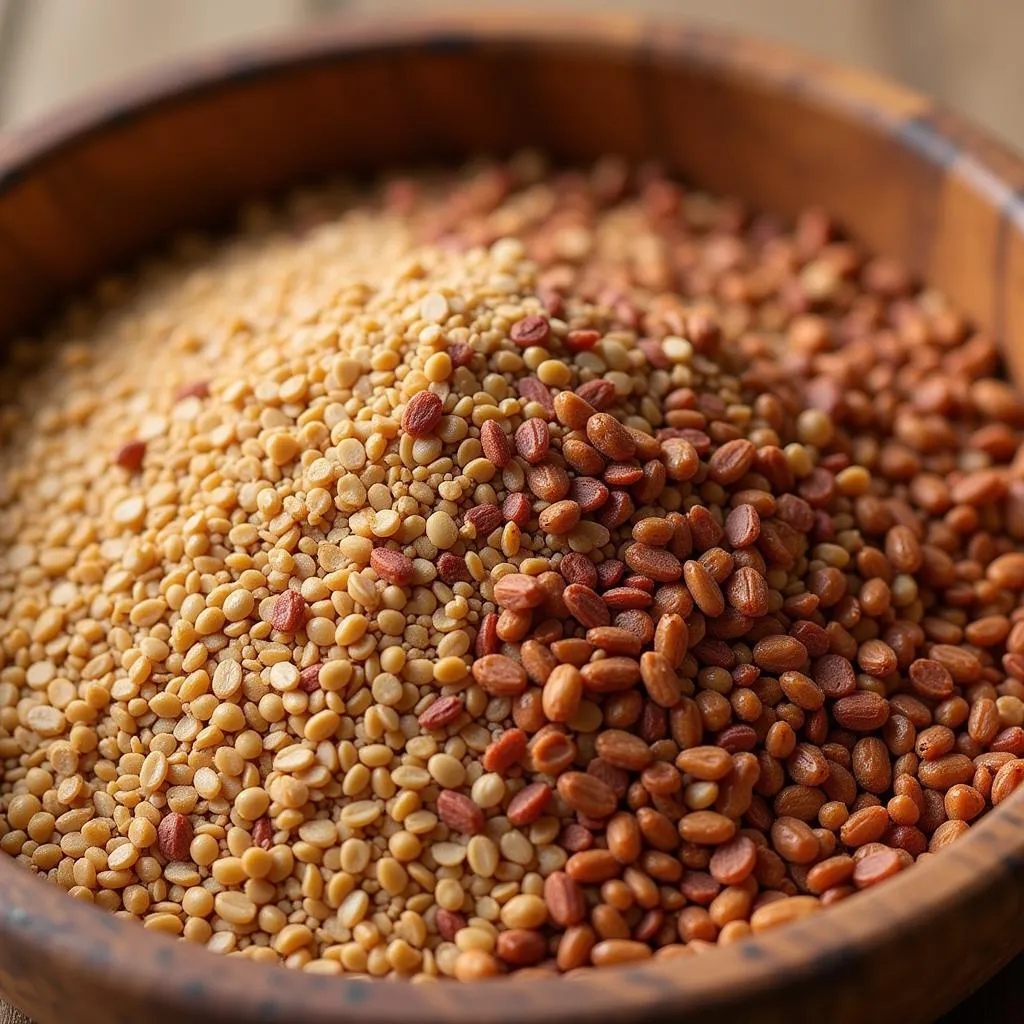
[3,9,1024,1023]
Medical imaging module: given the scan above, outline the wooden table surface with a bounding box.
[0,2,1021,1021]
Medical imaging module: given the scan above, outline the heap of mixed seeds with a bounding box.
[3,154,1024,980]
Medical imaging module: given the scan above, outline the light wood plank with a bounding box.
[865,0,1024,148]
[1,1,1022,156]
[339,0,1024,150]
[0,0,311,127]
[342,0,885,70]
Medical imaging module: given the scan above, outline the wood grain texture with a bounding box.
[3,11,1024,1024]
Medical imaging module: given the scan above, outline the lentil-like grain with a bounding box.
[3,156,1024,981]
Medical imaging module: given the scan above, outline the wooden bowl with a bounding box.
[3,11,1024,1024]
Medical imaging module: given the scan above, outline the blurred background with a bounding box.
[0,0,1021,150]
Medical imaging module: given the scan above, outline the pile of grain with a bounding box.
[3,156,1024,980]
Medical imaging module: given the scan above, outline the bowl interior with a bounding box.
[3,12,1024,1024]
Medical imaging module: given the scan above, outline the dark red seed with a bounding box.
[733,664,760,687]
[991,726,1024,755]
[510,314,551,347]
[634,909,665,943]
[539,287,565,318]
[776,494,815,532]
[418,695,465,730]
[570,476,610,512]
[480,420,512,468]
[502,492,532,527]
[602,587,653,609]
[812,510,836,543]
[560,552,599,589]
[518,376,555,416]
[369,547,415,586]
[298,664,322,693]
[465,503,504,536]
[507,782,554,826]
[678,429,712,455]
[269,590,306,632]
[448,342,474,367]
[597,560,626,589]
[576,379,617,410]
[475,612,500,657]
[799,468,837,508]
[637,338,671,369]
[436,909,466,941]
[791,621,831,658]
[615,610,656,645]
[515,418,551,463]
[252,818,273,850]
[724,504,760,547]
[693,639,735,668]
[604,462,644,486]
[599,491,635,529]
[716,724,758,752]
[560,823,594,852]
[623,576,655,593]
[681,872,721,905]
[156,812,193,861]
[566,329,600,352]
[401,390,444,437]
[588,758,630,798]
[115,441,147,472]
[437,552,471,583]
[640,701,668,743]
